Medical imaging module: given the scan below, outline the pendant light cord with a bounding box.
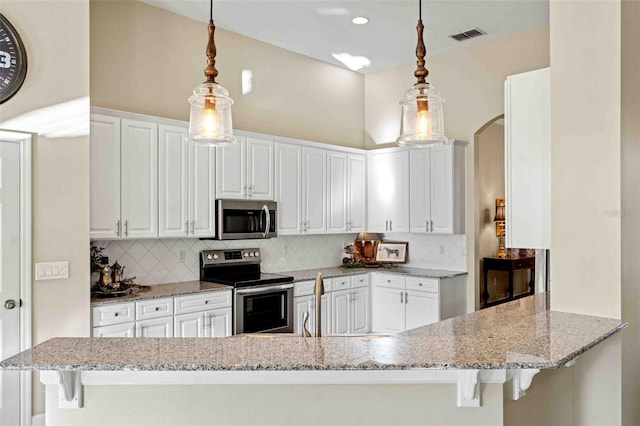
[204,0,218,83]
[414,0,428,84]
[210,0,213,22]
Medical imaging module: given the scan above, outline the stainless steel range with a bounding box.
[200,248,294,334]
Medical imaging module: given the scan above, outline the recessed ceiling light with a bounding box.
[331,53,371,71]
[352,16,369,25]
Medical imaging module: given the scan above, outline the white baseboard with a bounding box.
[32,413,45,426]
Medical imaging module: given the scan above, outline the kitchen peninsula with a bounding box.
[1,295,626,426]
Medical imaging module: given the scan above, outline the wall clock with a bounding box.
[0,13,27,104]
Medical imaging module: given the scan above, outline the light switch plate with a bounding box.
[35,261,69,281]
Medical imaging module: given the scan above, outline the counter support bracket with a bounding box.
[457,369,480,407]
[56,371,83,408]
[509,368,540,401]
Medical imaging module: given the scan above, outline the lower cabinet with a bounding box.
[371,273,466,333]
[331,286,369,334]
[137,317,174,338]
[92,322,136,338]
[174,308,232,338]
[294,293,331,336]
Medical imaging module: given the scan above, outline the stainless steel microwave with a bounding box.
[215,200,277,240]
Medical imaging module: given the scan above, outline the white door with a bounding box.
[327,151,347,233]
[137,317,174,338]
[302,147,327,234]
[371,286,405,333]
[367,153,390,232]
[207,307,232,337]
[158,124,189,238]
[275,143,302,235]
[216,136,246,199]
[246,138,274,200]
[388,151,410,233]
[0,141,22,425]
[174,312,207,337]
[405,290,439,330]
[331,290,350,334]
[120,119,158,238]
[347,154,366,233]
[90,114,121,239]
[351,286,370,334]
[409,148,430,233]
[430,145,454,234]
[189,144,216,237]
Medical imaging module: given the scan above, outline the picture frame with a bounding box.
[375,242,408,264]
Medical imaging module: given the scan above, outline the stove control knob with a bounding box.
[244,252,249,258]
[206,254,213,260]
[213,254,219,260]
[253,251,259,257]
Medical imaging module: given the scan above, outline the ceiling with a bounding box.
[141,0,549,74]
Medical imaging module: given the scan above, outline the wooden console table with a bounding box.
[482,256,535,308]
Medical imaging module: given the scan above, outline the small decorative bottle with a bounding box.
[98,257,112,287]
[111,261,122,285]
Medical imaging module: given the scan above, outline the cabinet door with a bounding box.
[388,151,410,232]
[216,136,246,199]
[120,119,158,239]
[275,143,302,235]
[371,286,405,333]
[207,307,232,337]
[367,151,409,233]
[405,290,439,330]
[246,138,274,200]
[430,145,454,234]
[301,147,327,234]
[327,151,348,233]
[312,294,331,336]
[90,114,121,239]
[189,144,216,237]
[158,124,189,238]
[174,312,207,338]
[294,296,312,335]
[409,148,430,233]
[137,317,173,338]
[351,286,370,334]
[347,154,367,233]
[92,323,135,338]
[294,295,330,336]
[367,153,390,232]
[331,289,350,334]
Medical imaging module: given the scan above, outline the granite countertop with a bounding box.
[2,295,626,372]
[285,266,467,282]
[91,281,232,306]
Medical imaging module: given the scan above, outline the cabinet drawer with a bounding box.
[405,277,439,293]
[174,290,232,315]
[350,274,369,289]
[136,297,174,321]
[332,276,350,291]
[372,273,405,290]
[294,280,316,297]
[92,302,135,327]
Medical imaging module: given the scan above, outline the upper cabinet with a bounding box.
[216,136,274,201]
[367,150,410,233]
[158,124,215,238]
[409,142,466,234]
[275,143,303,235]
[327,152,367,234]
[505,68,550,249]
[90,113,158,240]
[301,147,327,234]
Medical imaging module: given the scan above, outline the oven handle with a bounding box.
[262,204,271,239]
[235,283,294,295]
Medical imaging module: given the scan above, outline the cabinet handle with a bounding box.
[248,186,253,196]
[116,220,121,236]
[155,307,160,311]
[124,220,129,237]
[426,220,428,232]
[400,291,404,304]
[431,220,433,232]
[190,220,195,235]
[405,291,408,304]
[385,220,388,231]
[185,221,189,235]
[306,219,310,233]
[243,185,247,196]
[390,220,392,231]
[419,282,423,287]
[114,312,119,317]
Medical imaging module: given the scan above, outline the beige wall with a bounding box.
[0,0,91,416]
[90,0,365,148]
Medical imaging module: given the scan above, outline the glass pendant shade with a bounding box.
[188,82,236,145]
[397,82,447,147]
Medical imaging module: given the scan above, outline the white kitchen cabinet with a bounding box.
[159,124,215,238]
[327,152,367,234]
[137,317,173,338]
[216,136,274,201]
[302,147,327,234]
[294,294,331,336]
[409,142,466,234]
[275,143,302,235]
[92,322,136,338]
[173,307,232,338]
[90,112,158,239]
[371,273,466,333]
[505,67,550,249]
[367,150,409,233]
[330,274,370,334]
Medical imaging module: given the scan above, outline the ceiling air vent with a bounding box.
[449,28,486,42]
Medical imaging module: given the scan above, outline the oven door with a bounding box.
[216,200,277,240]
[234,283,294,334]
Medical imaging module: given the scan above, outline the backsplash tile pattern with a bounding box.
[94,234,466,286]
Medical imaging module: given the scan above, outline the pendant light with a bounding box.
[188,0,236,145]
[396,0,447,147]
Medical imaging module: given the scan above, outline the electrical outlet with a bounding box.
[179,250,186,262]
[439,245,445,255]
[35,261,69,280]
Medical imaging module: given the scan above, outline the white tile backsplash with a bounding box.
[94,233,466,286]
